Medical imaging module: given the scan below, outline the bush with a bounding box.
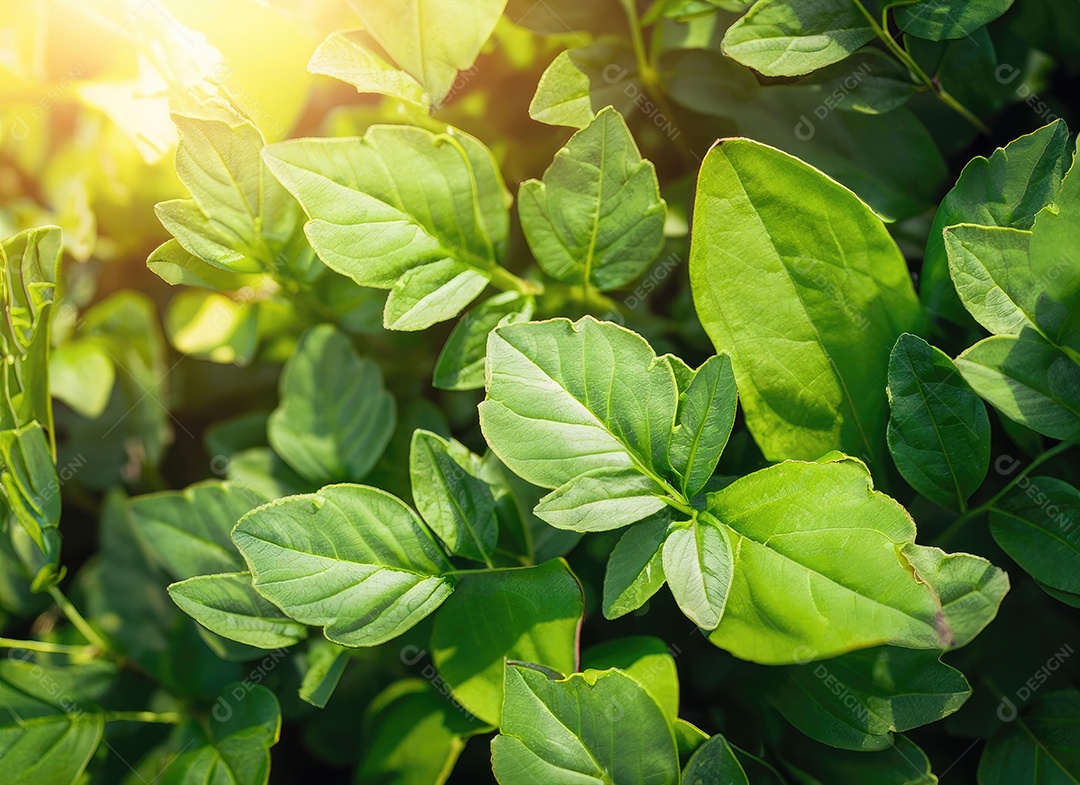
[0,1,1078,783]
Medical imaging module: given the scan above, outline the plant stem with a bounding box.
[489,265,544,296]
[934,441,1076,547]
[0,637,97,656]
[853,0,990,134]
[104,711,184,725]
[46,586,112,654]
[618,0,698,166]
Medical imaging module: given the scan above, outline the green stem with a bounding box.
[853,0,990,134]
[47,586,112,655]
[934,441,1076,547]
[489,265,544,296]
[104,711,184,725]
[0,637,97,656]
[618,0,698,165]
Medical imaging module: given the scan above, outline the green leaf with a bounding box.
[784,734,937,784]
[0,423,60,558]
[721,0,876,77]
[519,107,666,291]
[533,467,667,532]
[662,512,733,630]
[357,679,489,784]
[165,291,259,365]
[901,543,1009,649]
[433,292,534,391]
[945,225,1047,337]
[799,50,917,114]
[345,0,506,105]
[264,125,516,330]
[430,560,583,725]
[308,30,429,106]
[480,317,678,491]
[529,43,639,128]
[886,333,991,510]
[770,647,970,751]
[491,665,680,785]
[0,658,105,785]
[158,683,280,785]
[603,512,669,619]
[232,484,454,647]
[268,325,395,484]
[704,457,1001,663]
[922,120,1071,326]
[298,639,349,708]
[409,429,498,563]
[955,329,1080,441]
[0,226,61,435]
[167,571,309,650]
[154,100,313,276]
[146,239,258,291]
[1028,159,1080,357]
[48,338,115,419]
[977,691,1080,784]
[583,636,680,725]
[896,0,1014,41]
[129,481,259,580]
[669,353,738,499]
[990,477,1080,595]
[682,734,750,785]
[690,138,924,466]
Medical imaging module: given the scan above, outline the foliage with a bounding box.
[0,1,1078,783]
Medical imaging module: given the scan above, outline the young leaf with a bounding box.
[0,657,105,785]
[896,0,1014,41]
[129,481,258,580]
[268,325,395,485]
[298,639,349,708]
[430,560,583,724]
[167,571,309,650]
[922,120,1071,325]
[669,353,738,499]
[409,429,498,563]
[603,512,670,619]
[308,30,429,106]
[1,226,61,435]
[977,691,1080,784]
[158,683,280,785]
[721,0,876,77]
[690,138,924,466]
[357,679,490,784]
[480,317,678,491]
[491,665,681,785]
[955,328,1080,441]
[345,0,506,105]
[264,125,520,331]
[529,43,639,128]
[704,457,1000,663]
[533,467,667,532]
[433,292,534,391]
[990,477,1080,596]
[232,484,454,647]
[662,512,733,631]
[0,422,60,557]
[945,225,1045,337]
[519,107,666,291]
[153,100,314,277]
[886,333,991,510]
[681,734,750,785]
[769,647,970,752]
